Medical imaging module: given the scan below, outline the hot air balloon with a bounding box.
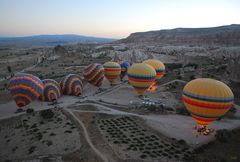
[103,61,121,86]
[183,78,234,127]
[120,61,130,80]
[40,79,61,102]
[127,63,156,95]
[143,59,165,81]
[8,73,44,109]
[83,63,104,87]
[60,74,83,96]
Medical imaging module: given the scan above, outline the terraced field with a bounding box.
[97,116,192,161]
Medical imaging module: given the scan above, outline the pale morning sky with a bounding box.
[0,0,240,38]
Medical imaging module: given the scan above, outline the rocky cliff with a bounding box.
[120,24,240,45]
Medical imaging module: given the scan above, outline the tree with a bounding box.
[190,75,195,80]
[7,66,12,73]
[4,83,8,90]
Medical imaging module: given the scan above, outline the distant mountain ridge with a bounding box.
[0,34,116,46]
[120,24,240,45]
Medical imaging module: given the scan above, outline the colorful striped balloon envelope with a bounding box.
[60,74,83,96]
[143,59,165,81]
[127,63,156,95]
[183,78,234,126]
[120,61,130,80]
[83,63,104,87]
[9,73,44,108]
[103,61,121,85]
[40,79,61,102]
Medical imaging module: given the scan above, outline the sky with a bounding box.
[0,0,240,38]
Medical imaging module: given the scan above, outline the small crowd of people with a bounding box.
[194,125,214,136]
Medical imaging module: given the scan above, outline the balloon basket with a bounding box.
[193,126,214,136]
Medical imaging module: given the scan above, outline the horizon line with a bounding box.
[0,23,239,39]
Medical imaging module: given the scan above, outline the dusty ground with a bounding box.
[73,112,118,162]
[144,113,240,147]
[62,111,104,162]
[93,81,183,112]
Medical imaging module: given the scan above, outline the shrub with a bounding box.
[193,147,204,154]
[177,76,182,80]
[113,140,119,144]
[36,132,43,141]
[28,146,36,154]
[33,128,39,132]
[190,75,196,80]
[46,140,53,146]
[177,139,187,145]
[26,108,34,114]
[64,130,72,133]
[140,154,147,159]
[215,129,232,143]
[49,133,56,136]
[30,124,37,129]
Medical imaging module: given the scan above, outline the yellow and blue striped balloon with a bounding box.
[143,59,165,80]
[127,63,156,95]
[183,78,234,126]
[103,62,121,85]
[9,73,44,108]
[60,74,83,96]
[40,79,61,102]
[83,63,104,87]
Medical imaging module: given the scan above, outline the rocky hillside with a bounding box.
[120,24,240,45]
